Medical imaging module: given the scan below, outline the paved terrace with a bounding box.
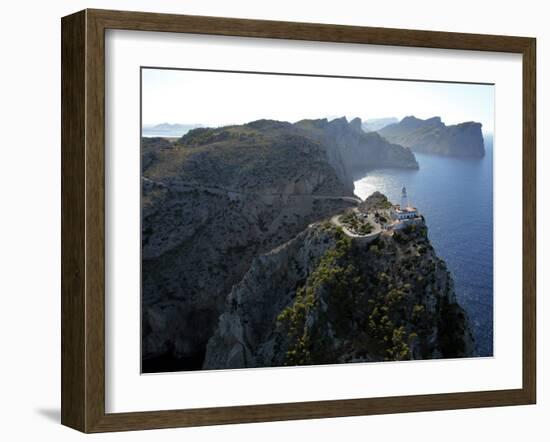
[330,208,384,242]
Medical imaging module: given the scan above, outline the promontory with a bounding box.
[140,117,475,372]
[378,116,485,158]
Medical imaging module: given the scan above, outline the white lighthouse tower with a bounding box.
[401,186,409,209]
[392,186,419,221]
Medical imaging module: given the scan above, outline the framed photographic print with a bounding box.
[61,9,536,433]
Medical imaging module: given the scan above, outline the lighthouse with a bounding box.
[401,186,409,209]
[392,186,419,221]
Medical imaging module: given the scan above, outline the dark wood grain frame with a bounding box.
[61,8,536,433]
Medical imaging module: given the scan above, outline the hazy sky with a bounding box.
[142,68,494,132]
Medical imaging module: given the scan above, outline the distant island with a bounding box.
[142,122,203,137]
[377,116,485,158]
[140,117,475,372]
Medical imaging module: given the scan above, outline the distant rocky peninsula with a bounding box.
[141,117,474,372]
[378,116,485,158]
[361,117,398,133]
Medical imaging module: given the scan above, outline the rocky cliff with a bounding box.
[378,116,485,158]
[362,117,399,133]
[141,118,418,370]
[295,117,418,181]
[204,194,475,369]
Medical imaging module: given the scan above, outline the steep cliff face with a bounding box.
[141,119,421,369]
[378,116,485,158]
[295,117,418,179]
[204,198,475,369]
[142,184,354,364]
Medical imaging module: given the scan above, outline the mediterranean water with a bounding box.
[353,136,494,356]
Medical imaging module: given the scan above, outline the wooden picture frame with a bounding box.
[61,8,536,433]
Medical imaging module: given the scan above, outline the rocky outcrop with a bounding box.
[204,205,475,369]
[378,116,485,158]
[141,137,173,171]
[358,190,393,212]
[203,226,338,369]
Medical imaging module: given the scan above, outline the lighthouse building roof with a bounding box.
[394,204,417,212]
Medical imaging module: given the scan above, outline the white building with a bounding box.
[392,187,419,221]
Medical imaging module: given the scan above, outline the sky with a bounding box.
[142,68,494,133]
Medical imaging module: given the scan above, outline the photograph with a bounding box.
[0,0,543,438]
[140,68,494,373]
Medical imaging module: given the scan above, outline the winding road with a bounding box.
[143,177,363,205]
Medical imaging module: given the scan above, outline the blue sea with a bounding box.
[353,136,494,357]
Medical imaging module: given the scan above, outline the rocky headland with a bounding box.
[204,192,475,369]
[378,116,485,158]
[141,117,473,371]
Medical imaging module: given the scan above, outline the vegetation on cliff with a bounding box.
[204,209,475,369]
[339,211,374,235]
[274,223,473,366]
